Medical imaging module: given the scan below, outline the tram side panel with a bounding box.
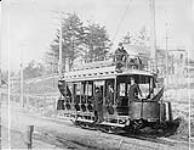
[57,77,172,126]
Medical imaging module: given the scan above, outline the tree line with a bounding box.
[46,13,112,72]
[46,13,149,73]
[21,13,149,79]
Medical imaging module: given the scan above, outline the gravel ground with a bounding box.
[0,125,60,150]
[0,102,68,150]
[166,88,194,139]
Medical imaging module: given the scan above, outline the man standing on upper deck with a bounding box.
[114,42,128,72]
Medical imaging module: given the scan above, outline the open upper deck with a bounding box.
[63,54,155,82]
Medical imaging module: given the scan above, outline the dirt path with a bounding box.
[0,102,193,150]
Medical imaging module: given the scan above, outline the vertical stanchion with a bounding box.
[149,0,157,72]
[7,1,11,148]
[58,12,63,77]
[20,47,24,107]
[187,50,191,150]
[26,95,29,109]
[24,125,34,150]
[114,76,117,106]
[164,22,168,103]
[44,95,47,115]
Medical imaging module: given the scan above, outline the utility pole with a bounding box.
[149,0,157,71]
[163,21,169,102]
[51,61,54,88]
[0,1,2,89]
[58,15,63,78]
[6,1,11,148]
[57,12,65,103]
[165,22,168,85]
[20,48,24,107]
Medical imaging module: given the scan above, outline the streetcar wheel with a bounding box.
[132,119,145,130]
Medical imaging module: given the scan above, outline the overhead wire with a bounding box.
[112,0,132,44]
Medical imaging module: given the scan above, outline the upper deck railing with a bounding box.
[71,54,159,74]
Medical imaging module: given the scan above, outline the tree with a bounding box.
[23,60,45,79]
[48,13,85,71]
[0,71,9,86]
[122,32,133,44]
[84,24,111,61]
[47,13,112,71]
[122,26,150,46]
[135,26,150,46]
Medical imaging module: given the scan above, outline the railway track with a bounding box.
[34,123,188,150]
[1,122,189,150]
[17,108,189,149]
[73,120,180,145]
[1,101,191,150]
[8,109,187,150]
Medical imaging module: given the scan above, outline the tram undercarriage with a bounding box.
[57,97,173,135]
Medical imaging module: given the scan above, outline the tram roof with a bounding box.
[62,66,154,82]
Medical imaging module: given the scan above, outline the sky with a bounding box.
[1,0,194,71]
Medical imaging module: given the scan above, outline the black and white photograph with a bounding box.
[0,0,194,149]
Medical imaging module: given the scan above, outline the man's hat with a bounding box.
[95,87,100,90]
[130,77,135,81]
[118,42,123,46]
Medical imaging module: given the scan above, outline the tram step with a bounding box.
[76,118,126,128]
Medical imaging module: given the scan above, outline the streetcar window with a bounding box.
[138,77,155,98]
[150,77,154,91]
[119,83,126,96]
[139,84,149,98]
[85,83,92,96]
[81,83,85,95]
[75,84,81,95]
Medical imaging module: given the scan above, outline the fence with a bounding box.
[1,92,59,117]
